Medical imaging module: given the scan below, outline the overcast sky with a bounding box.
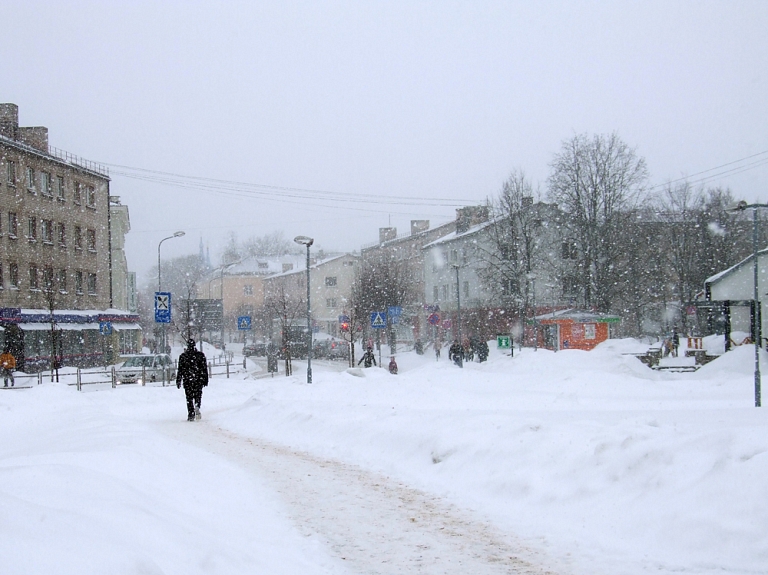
[3,1,767,283]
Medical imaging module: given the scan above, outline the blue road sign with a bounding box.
[154,292,172,324]
[237,316,252,330]
[370,311,387,329]
[388,306,402,325]
[99,321,113,336]
[338,314,350,324]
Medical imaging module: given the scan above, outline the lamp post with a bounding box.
[452,264,463,368]
[726,201,768,407]
[158,231,185,352]
[527,273,537,351]
[294,236,314,384]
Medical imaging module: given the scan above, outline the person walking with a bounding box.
[1,348,15,387]
[176,339,208,421]
[672,328,680,358]
[388,356,398,375]
[358,346,377,368]
[449,340,464,367]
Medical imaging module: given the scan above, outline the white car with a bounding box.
[116,354,175,385]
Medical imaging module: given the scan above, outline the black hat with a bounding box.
[187,338,196,348]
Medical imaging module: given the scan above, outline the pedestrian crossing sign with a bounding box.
[370,311,387,329]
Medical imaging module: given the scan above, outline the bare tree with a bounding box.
[262,281,305,376]
[547,133,649,311]
[242,231,295,258]
[352,250,417,351]
[478,171,542,314]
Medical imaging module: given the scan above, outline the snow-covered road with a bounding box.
[164,419,557,575]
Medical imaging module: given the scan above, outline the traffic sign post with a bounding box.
[154,292,172,324]
[237,316,252,331]
[388,306,402,325]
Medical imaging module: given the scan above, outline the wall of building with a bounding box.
[0,136,112,311]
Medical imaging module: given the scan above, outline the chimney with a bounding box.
[455,206,489,234]
[0,103,19,140]
[410,220,429,235]
[19,126,49,153]
[379,227,397,244]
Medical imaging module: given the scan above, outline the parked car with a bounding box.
[243,342,268,357]
[116,354,175,385]
[313,339,349,361]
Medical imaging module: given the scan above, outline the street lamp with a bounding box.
[452,264,463,368]
[726,201,768,407]
[158,231,185,352]
[527,273,537,352]
[294,236,314,384]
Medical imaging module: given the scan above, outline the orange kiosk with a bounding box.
[537,310,621,351]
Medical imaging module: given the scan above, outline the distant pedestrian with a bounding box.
[1,348,15,387]
[435,344,441,361]
[176,339,208,421]
[358,346,376,368]
[388,356,398,375]
[672,328,680,358]
[449,340,464,367]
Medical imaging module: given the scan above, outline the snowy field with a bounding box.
[1,339,766,575]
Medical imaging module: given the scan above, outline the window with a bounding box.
[450,249,458,263]
[326,298,337,308]
[7,213,16,238]
[27,217,37,241]
[562,275,579,297]
[463,281,469,298]
[0,263,3,289]
[441,285,448,299]
[57,269,67,293]
[433,286,439,301]
[562,241,578,260]
[26,167,35,192]
[43,267,54,292]
[243,284,253,295]
[325,276,337,287]
[41,220,53,244]
[7,160,16,187]
[87,273,97,295]
[41,172,52,197]
[282,263,293,272]
[74,226,82,250]
[57,176,65,200]
[258,262,268,269]
[343,260,355,266]
[29,265,39,290]
[86,186,95,207]
[73,182,82,204]
[9,263,18,289]
[57,223,66,247]
[86,229,96,252]
[75,270,83,294]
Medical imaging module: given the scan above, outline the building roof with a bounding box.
[704,247,768,286]
[422,220,493,249]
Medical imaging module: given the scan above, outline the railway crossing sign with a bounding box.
[370,311,387,329]
[154,292,171,323]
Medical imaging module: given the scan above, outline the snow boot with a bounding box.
[195,405,201,420]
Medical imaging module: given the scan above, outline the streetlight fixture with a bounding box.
[158,231,185,352]
[452,264,463,368]
[294,236,314,384]
[725,201,768,407]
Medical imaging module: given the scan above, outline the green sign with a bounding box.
[497,335,511,349]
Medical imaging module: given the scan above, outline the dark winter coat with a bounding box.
[358,349,376,368]
[448,342,463,363]
[176,348,209,388]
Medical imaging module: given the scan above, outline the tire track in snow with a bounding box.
[163,421,564,575]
